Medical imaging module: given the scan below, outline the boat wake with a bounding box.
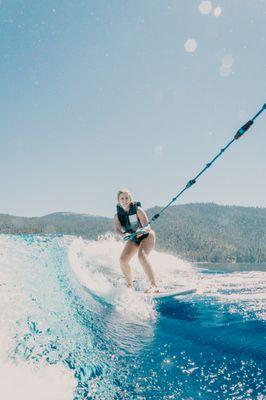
[0,234,265,400]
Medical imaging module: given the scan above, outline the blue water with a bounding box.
[0,234,265,400]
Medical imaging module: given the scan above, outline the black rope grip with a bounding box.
[235,120,254,139]
[152,214,160,221]
[186,179,196,189]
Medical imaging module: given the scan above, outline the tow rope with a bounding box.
[124,104,266,242]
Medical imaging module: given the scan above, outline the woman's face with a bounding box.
[119,192,131,209]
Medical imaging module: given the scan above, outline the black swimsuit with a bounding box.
[130,232,149,245]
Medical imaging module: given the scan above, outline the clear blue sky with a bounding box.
[1,0,265,217]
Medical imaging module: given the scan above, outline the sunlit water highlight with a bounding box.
[0,234,265,399]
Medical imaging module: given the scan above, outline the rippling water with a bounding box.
[0,234,265,399]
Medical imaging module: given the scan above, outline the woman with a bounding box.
[114,188,158,293]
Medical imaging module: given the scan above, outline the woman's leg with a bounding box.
[120,240,139,287]
[138,232,157,287]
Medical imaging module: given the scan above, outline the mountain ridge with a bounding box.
[1,203,265,263]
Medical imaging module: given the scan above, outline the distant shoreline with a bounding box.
[1,203,265,264]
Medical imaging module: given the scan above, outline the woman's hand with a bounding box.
[122,232,131,241]
[135,227,148,238]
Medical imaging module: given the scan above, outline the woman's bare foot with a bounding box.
[144,285,159,294]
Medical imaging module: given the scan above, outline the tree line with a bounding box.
[0,203,265,263]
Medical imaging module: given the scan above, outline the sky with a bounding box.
[1,0,266,217]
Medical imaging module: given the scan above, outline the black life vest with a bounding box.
[117,201,142,233]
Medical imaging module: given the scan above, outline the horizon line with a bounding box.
[1,201,265,219]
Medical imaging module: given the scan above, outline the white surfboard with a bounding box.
[145,286,196,300]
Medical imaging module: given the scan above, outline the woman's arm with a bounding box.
[136,207,151,232]
[114,214,125,236]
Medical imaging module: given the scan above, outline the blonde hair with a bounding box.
[117,188,133,203]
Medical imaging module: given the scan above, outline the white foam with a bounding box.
[68,236,194,291]
[68,235,266,320]
[67,235,196,321]
[195,268,266,319]
[0,362,75,400]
